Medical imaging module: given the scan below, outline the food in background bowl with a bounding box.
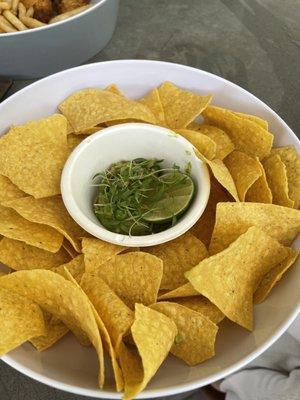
[0,0,90,32]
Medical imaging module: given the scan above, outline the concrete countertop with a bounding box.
[1,0,299,398]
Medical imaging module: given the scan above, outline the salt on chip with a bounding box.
[139,88,166,126]
[53,255,85,283]
[90,252,163,309]
[151,302,218,365]
[0,114,69,198]
[0,270,105,387]
[0,205,63,253]
[233,111,268,130]
[158,82,212,129]
[120,304,177,400]
[145,232,208,289]
[172,296,224,324]
[262,154,294,208]
[59,88,156,132]
[209,202,300,255]
[202,106,273,159]
[0,175,26,205]
[186,226,292,330]
[224,150,262,201]
[0,237,70,271]
[271,146,300,209]
[158,283,198,300]
[176,129,216,160]
[82,237,127,273]
[81,273,134,354]
[245,158,273,204]
[4,196,85,252]
[0,287,46,356]
[254,248,299,304]
[30,317,69,352]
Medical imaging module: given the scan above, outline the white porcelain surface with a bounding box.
[0,0,119,79]
[0,60,299,398]
[61,123,210,247]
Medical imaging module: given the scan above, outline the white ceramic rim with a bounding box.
[1,60,299,398]
[61,123,210,247]
[0,0,109,37]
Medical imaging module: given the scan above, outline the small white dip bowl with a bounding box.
[61,122,210,247]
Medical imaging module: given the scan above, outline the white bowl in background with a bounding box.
[61,123,210,247]
[0,0,119,79]
[0,60,299,398]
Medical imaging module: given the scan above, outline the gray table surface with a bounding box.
[1,0,300,398]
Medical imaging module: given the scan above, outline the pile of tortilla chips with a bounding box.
[0,81,299,399]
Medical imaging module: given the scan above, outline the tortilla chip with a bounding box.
[194,124,234,160]
[262,154,294,208]
[186,226,292,330]
[67,133,89,150]
[202,106,273,159]
[254,249,299,304]
[0,237,70,271]
[59,88,156,132]
[62,239,79,258]
[176,129,216,160]
[209,202,300,254]
[271,146,300,209]
[0,270,105,387]
[0,205,63,253]
[53,255,85,283]
[172,296,224,324]
[145,232,208,289]
[0,287,46,356]
[224,151,262,201]
[158,282,198,300]
[0,175,26,205]
[121,304,177,399]
[3,196,85,252]
[0,114,69,198]
[75,127,104,135]
[139,88,166,126]
[105,84,124,97]
[81,273,134,354]
[90,252,163,309]
[82,237,127,273]
[233,112,268,130]
[245,158,273,203]
[151,302,218,365]
[158,82,212,129]
[190,177,231,247]
[30,317,69,352]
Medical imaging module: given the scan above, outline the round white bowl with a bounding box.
[0,0,119,79]
[0,60,299,398]
[61,123,210,247]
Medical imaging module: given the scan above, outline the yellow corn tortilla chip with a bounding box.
[194,124,234,160]
[202,106,273,159]
[254,249,299,304]
[121,304,177,399]
[82,237,127,273]
[59,88,156,132]
[0,114,69,198]
[245,158,273,204]
[105,84,124,97]
[158,82,212,129]
[233,111,268,130]
[262,154,294,208]
[139,88,166,126]
[190,177,231,247]
[53,255,85,283]
[67,133,89,150]
[0,287,46,356]
[209,202,300,254]
[0,271,6,277]
[171,296,224,324]
[0,237,70,271]
[0,175,26,205]
[0,269,105,387]
[271,146,300,209]
[4,196,85,252]
[186,226,292,330]
[145,232,208,289]
[62,239,79,258]
[75,126,104,135]
[0,205,63,253]
[151,302,218,365]
[158,282,198,300]
[30,317,69,352]
[224,151,262,201]
[90,252,163,309]
[81,273,134,354]
[176,129,216,160]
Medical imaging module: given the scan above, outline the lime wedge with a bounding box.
[142,171,195,224]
